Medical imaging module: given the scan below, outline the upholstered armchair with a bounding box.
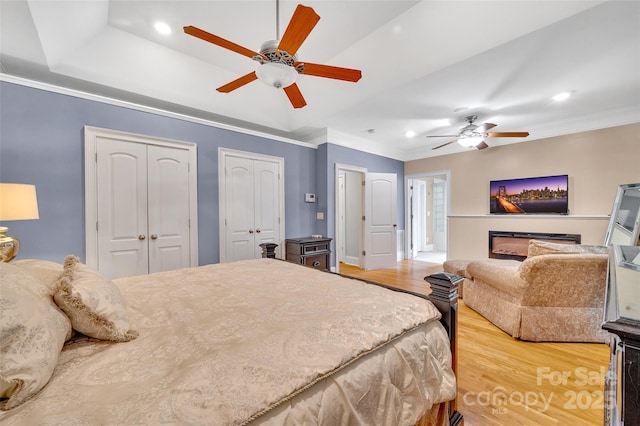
[452,240,610,343]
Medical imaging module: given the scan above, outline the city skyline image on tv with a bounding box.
[490,175,569,214]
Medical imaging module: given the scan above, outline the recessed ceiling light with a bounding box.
[552,92,571,102]
[154,22,172,35]
[405,130,416,138]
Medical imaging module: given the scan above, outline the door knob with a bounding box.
[151,234,158,240]
[138,234,146,240]
[256,229,261,233]
[249,229,254,234]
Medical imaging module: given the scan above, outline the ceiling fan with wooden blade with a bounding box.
[184,2,362,109]
[426,115,529,150]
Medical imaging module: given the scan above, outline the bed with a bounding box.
[1,256,461,425]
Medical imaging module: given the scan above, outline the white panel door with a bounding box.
[224,156,255,262]
[252,159,280,259]
[364,172,397,270]
[222,153,282,262]
[147,145,191,273]
[96,139,149,278]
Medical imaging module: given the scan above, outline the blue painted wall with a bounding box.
[0,81,317,264]
[0,81,405,268]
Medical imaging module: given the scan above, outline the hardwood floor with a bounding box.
[338,261,610,425]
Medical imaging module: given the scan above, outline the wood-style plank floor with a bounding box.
[339,260,610,425]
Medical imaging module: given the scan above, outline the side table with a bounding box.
[285,237,332,271]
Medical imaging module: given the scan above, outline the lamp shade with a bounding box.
[0,183,39,221]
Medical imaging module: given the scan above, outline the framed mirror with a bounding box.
[605,183,640,246]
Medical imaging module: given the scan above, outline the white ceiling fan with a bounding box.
[427,115,530,150]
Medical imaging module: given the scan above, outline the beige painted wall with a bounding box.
[405,123,640,259]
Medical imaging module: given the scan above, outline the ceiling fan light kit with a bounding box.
[256,62,298,89]
[183,2,362,108]
[457,136,483,147]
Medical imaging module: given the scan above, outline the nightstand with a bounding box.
[285,237,332,271]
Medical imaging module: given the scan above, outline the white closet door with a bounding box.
[96,139,149,278]
[147,145,191,273]
[224,156,256,261]
[252,159,280,259]
[364,172,397,270]
[222,154,282,262]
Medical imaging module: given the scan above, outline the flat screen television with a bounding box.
[490,174,569,214]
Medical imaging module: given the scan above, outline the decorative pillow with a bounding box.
[53,255,138,342]
[0,262,72,410]
[12,259,64,297]
[527,239,609,257]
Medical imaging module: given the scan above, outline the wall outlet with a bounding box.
[305,193,316,202]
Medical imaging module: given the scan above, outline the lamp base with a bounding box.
[0,226,20,262]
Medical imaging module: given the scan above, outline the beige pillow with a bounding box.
[527,239,608,257]
[54,255,138,342]
[0,262,72,410]
[12,259,63,297]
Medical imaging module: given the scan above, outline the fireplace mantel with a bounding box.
[449,214,609,219]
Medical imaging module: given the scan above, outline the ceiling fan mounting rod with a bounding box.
[275,0,280,40]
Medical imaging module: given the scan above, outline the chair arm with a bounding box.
[518,254,608,307]
[466,260,526,300]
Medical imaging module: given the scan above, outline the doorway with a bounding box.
[406,172,450,264]
[335,164,366,273]
[335,164,398,273]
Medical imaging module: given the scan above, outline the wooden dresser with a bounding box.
[285,237,332,271]
[602,245,640,426]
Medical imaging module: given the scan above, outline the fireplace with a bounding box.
[488,231,581,261]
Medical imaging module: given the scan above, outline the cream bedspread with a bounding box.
[1,259,455,425]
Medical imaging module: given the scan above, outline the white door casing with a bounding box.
[364,172,397,270]
[404,171,451,261]
[219,148,284,263]
[338,173,346,263]
[334,164,367,273]
[85,126,198,278]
